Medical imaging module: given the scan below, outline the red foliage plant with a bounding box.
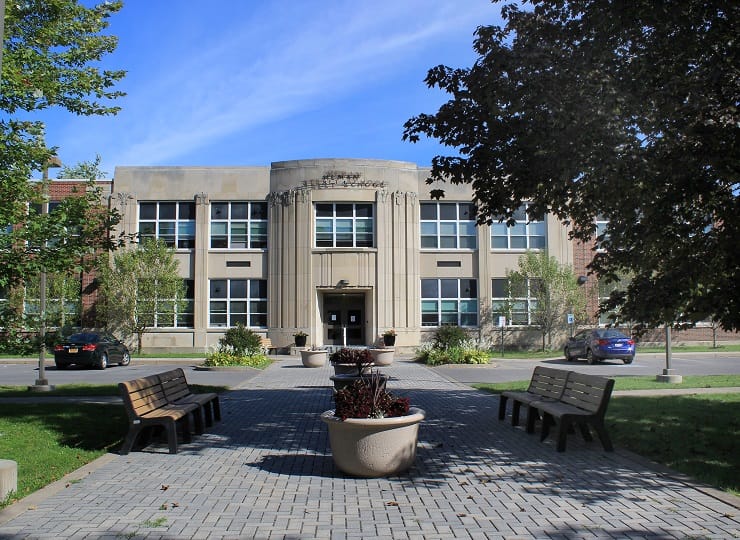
[333,375,410,421]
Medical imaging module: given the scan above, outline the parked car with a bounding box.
[53,332,131,370]
[564,329,635,364]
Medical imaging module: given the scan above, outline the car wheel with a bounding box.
[97,352,108,370]
[120,351,131,366]
[586,349,597,365]
[564,347,574,362]
[623,356,634,364]
[55,362,66,370]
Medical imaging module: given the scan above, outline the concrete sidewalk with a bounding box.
[0,357,738,539]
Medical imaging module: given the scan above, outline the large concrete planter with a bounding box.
[300,349,327,368]
[321,407,425,477]
[369,348,394,366]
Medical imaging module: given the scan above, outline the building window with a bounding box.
[23,273,81,328]
[491,204,546,250]
[210,202,267,249]
[420,202,477,249]
[137,279,195,328]
[421,278,478,327]
[491,278,539,326]
[209,279,267,328]
[595,216,609,251]
[139,202,195,249]
[315,203,374,248]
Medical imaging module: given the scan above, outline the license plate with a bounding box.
[615,343,625,347]
[68,348,78,353]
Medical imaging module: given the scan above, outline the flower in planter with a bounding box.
[382,329,397,337]
[293,331,308,338]
[329,347,373,375]
[333,373,410,420]
[330,347,373,374]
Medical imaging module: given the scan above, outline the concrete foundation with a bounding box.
[656,369,683,384]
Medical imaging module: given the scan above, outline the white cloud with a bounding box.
[77,0,497,168]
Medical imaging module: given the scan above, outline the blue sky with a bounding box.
[41,1,501,177]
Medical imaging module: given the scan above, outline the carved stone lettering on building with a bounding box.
[301,170,387,190]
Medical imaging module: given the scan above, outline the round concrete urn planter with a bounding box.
[321,407,425,477]
[369,348,394,366]
[300,349,327,368]
[332,363,372,376]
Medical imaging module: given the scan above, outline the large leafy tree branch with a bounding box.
[0,0,126,288]
[404,0,739,331]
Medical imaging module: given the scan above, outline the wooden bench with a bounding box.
[498,366,569,431]
[158,368,221,428]
[531,372,615,452]
[260,336,276,355]
[118,369,220,454]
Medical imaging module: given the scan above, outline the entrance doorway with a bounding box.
[323,293,365,346]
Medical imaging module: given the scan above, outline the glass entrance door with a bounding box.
[323,293,365,346]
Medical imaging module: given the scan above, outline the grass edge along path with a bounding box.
[476,376,740,497]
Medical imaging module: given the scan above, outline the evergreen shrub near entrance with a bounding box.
[202,324,270,368]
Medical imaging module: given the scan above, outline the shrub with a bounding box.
[202,350,271,369]
[218,323,262,356]
[414,342,490,366]
[433,325,469,350]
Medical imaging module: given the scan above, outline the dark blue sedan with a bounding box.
[564,329,635,364]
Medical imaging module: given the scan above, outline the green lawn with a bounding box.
[475,374,740,393]
[607,393,740,495]
[0,402,127,507]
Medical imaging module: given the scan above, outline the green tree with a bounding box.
[404,1,739,333]
[1,1,125,289]
[508,251,587,351]
[98,239,186,353]
[57,154,108,180]
[23,271,81,329]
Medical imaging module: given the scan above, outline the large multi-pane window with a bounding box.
[139,202,195,249]
[315,203,374,248]
[491,204,546,250]
[209,279,267,328]
[23,273,81,327]
[420,202,477,249]
[421,278,478,327]
[491,278,539,325]
[210,202,267,249]
[136,280,195,328]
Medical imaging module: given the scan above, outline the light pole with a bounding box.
[656,324,682,383]
[29,156,61,392]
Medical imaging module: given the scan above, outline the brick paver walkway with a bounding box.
[0,357,738,539]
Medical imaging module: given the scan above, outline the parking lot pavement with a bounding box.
[0,356,738,539]
[435,351,740,383]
